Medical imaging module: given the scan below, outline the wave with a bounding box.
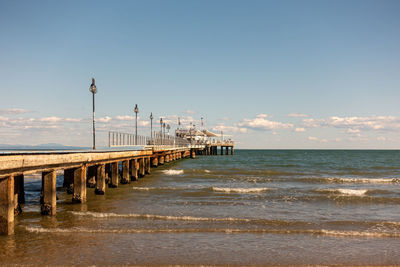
[69,211,253,222]
[162,169,184,175]
[297,177,400,184]
[24,226,400,238]
[317,188,369,196]
[212,187,271,193]
[132,186,183,191]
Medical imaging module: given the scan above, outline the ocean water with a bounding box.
[1,150,400,265]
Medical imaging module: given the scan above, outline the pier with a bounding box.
[0,134,234,235]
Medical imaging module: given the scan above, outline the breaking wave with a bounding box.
[212,187,271,193]
[297,177,400,184]
[163,169,184,175]
[316,188,371,196]
[24,226,400,238]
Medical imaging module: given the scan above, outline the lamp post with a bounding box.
[160,118,163,144]
[134,104,139,145]
[89,77,97,150]
[163,123,166,139]
[150,112,153,140]
[166,124,170,136]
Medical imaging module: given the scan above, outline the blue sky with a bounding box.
[0,0,399,148]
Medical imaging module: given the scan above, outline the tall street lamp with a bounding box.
[160,118,163,144]
[134,104,139,145]
[166,124,170,136]
[89,77,97,150]
[150,112,153,140]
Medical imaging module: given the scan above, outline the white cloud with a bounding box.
[256,114,268,118]
[184,110,196,115]
[377,136,387,141]
[346,128,360,134]
[308,136,328,143]
[295,127,306,132]
[0,108,30,115]
[238,114,293,131]
[40,116,63,123]
[288,113,309,118]
[115,115,134,121]
[65,118,82,122]
[302,116,400,131]
[98,116,112,123]
[212,124,248,134]
[0,116,9,121]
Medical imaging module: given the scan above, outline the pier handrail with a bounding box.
[108,131,191,149]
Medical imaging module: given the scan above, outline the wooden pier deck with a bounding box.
[0,143,234,235]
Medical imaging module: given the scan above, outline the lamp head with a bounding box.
[134,104,139,113]
[89,77,97,94]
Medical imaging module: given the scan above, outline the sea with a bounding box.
[1,149,400,266]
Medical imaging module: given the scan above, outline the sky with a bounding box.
[0,0,399,149]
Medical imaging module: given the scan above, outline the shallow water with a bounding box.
[1,150,400,265]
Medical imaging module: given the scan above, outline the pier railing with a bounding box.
[108,131,191,149]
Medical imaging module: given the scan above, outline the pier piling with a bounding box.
[121,160,130,184]
[14,174,25,204]
[139,158,145,177]
[0,176,14,235]
[41,171,56,215]
[145,157,151,174]
[94,164,106,195]
[151,157,158,167]
[110,162,119,187]
[131,159,138,181]
[72,166,87,203]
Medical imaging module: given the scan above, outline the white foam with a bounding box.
[163,169,184,175]
[336,189,368,196]
[212,187,270,193]
[320,188,368,196]
[24,226,400,238]
[69,211,251,222]
[332,177,399,184]
[320,229,399,238]
[132,187,179,191]
[204,169,211,173]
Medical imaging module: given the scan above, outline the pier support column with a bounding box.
[95,164,106,195]
[221,146,224,155]
[87,166,97,188]
[110,162,119,187]
[159,156,165,165]
[63,169,74,194]
[121,160,130,184]
[226,146,229,155]
[231,147,234,155]
[151,157,158,167]
[0,176,14,235]
[105,163,111,184]
[165,155,170,163]
[72,166,87,203]
[130,159,138,181]
[14,174,25,204]
[191,149,196,159]
[145,157,151,174]
[139,158,145,177]
[41,170,56,215]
